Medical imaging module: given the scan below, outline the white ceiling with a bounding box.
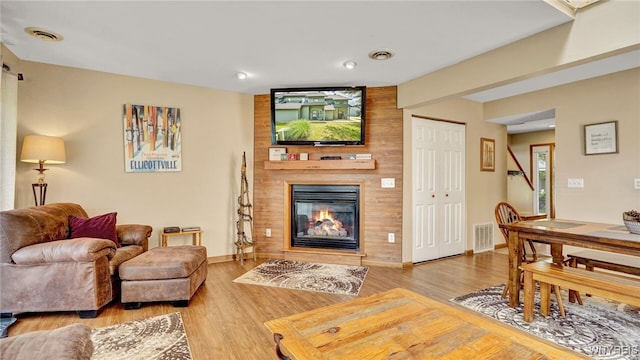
[1,0,573,95]
[1,1,638,133]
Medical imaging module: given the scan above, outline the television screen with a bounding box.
[270,86,365,146]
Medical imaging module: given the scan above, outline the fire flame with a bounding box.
[308,208,345,237]
[317,209,333,221]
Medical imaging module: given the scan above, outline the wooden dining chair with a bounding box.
[495,202,537,262]
[494,202,568,317]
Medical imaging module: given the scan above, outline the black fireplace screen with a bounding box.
[291,184,359,251]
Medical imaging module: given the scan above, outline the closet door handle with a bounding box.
[445,194,449,197]
[432,195,435,198]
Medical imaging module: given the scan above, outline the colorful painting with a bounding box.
[123,104,182,172]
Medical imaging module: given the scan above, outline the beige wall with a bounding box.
[1,44,19,70]
[507,130,555,216]
[402,98,506,262]
[398,0,640,107]
[16,61,254,258]
[486,68,640,224]
[506,154,533,215]
[400,69,639,256]
[396,0,639,259]
[8,0,638,264]
[508,130,556,179]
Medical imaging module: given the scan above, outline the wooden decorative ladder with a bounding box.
[235,152,256,264]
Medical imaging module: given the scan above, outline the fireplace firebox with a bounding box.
[290,184,360,251]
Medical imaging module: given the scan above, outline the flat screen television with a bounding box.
[270,86,365,146]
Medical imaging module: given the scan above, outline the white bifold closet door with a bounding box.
[412,117,466,263]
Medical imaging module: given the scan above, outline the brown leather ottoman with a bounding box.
[119,245,207,309]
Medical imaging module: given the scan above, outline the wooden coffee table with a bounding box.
[264,288,586,359]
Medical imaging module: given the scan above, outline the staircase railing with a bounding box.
[507,145,534,191]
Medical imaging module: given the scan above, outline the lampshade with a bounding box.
[20,135,66,164]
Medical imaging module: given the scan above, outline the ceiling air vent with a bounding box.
[24,27,63,42]
[368,49,394,61]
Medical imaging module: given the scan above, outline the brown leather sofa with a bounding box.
[0,323,93,359]
[0,203,152,318]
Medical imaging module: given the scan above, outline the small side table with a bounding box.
[161,230,203,247]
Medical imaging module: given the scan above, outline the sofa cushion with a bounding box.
[109,245,144,276]
[11,238,116,265]
[69,212,119,247]
[120,246,207,281]
[0,323,93,360]
[0,203,88,263]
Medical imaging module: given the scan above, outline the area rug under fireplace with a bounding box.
[91,312,192,360]
[233,259,368,296]
[451,284,640,360]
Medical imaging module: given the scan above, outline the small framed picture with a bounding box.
[268,147,287,161]
[584,121,618,155]
[480,138,495,172]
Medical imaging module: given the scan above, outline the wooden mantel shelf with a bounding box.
[264,159,375,170]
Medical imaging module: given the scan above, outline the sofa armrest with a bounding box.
[0,323,93,359]
[11,239,116,265]
[117,224,152,251]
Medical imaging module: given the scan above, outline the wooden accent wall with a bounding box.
[253,86,403,266]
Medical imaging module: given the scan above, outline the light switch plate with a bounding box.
[567,178,584,188]
[381,178,395,188]
[635,178,640,189]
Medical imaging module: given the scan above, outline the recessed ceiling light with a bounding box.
[368,49,394,61]
[236,72,248,80]
[343,61,356,70]
[24,27,63,42]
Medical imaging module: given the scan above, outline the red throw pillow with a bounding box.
[69,212,120,247]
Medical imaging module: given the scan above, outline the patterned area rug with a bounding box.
[92,312,192,360]
[233,259,368,296]
[451,285,640,360]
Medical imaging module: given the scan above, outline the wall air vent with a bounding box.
[473,223,494,253]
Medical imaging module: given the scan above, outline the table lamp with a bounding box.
[20,135,66,206]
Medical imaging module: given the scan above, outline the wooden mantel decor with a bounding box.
[264,159,375,170]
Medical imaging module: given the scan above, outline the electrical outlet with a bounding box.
[388,233,395,243]
[567,178,584,188]
[265,228,271,237]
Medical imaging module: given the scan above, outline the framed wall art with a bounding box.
[584,120,618,155]
[480,137,495,172]
[123,104,182,172]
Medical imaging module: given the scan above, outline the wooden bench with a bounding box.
[567,250,640,276]
[521,261,640,322]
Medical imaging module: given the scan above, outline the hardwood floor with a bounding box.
[5,251,565,359]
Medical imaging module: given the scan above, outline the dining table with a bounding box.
[499,219,640,308]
